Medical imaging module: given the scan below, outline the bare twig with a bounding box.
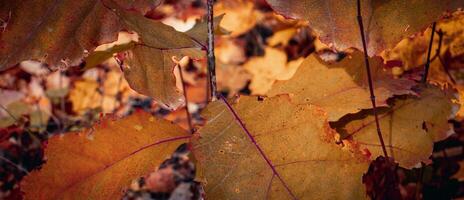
[421,22,437,83]
[356,0,388,158]
[206,0,217,101]
[177,64,194,134]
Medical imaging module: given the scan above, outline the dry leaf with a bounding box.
[215,0,259,37]
[245,48,300,94]
[21,111,190,199]
[266,0,464,55]
[192,96,369,199]
[267,51,417,121]
[0,0,156,70]
[124,47,203,109]
[333,85,458,168]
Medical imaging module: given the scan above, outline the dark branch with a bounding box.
[206,0,217,101]
[421,22,437,83]
[356,0,388,158]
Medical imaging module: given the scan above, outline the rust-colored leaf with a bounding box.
[21,111,190,199]
[266,0,464,55]
[192,96,369,199]
[267,51,417,121]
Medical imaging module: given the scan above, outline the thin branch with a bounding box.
[356,0,388,158]
[0,104,20,123]
[0,155,29,175]
[207,0,217,101]
[177,64,194,134]
[421,22,437,83]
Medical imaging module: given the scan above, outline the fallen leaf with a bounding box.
[217,64,252,96]
[21,111,190,199]
[266,0,464,55]
[267,28,297,47]
[267,51,417,121]
[245,48,301,94]
[332,85,458,168]
[68,79,101,114]
[192,96,369,199]
[215,0,260,37]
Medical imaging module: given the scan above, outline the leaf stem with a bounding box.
[356,0,388,158]
[421,22,437,83]
[177,64,194,134]
[206,0,217,101]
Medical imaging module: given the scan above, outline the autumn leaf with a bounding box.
[111,5,226,108]
[186,14,228,43]
[83,42,135,70]
[332,85,458,168]
[21,111,190,199]
[0,0,157,71]
[124,47,204,109]
[267,51,417,121]
[244,47,302,95]
[383,11,464,71]
[192,96,369,199]
[215,0,259,37]
[266,0,464,55]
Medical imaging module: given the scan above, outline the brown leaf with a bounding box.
[192,96,369,199]
[115,8,227,108]
[124,47,204,109]
[267,51,417,121]
[266,0,464,55]
[0,0,156,71]
[21,111,190,199]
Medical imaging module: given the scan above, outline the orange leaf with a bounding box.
[21,111,190,199]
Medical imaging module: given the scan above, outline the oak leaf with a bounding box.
[192,96,369,199]
[332,85,458,168]
[21,111,190,199]
[266,0,464,55]
[267,51,417,121]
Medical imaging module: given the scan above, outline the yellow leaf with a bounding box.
[333,85,458,168]
[192,96,369,199]
[268,51,417,121]
[21,111,190,200]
